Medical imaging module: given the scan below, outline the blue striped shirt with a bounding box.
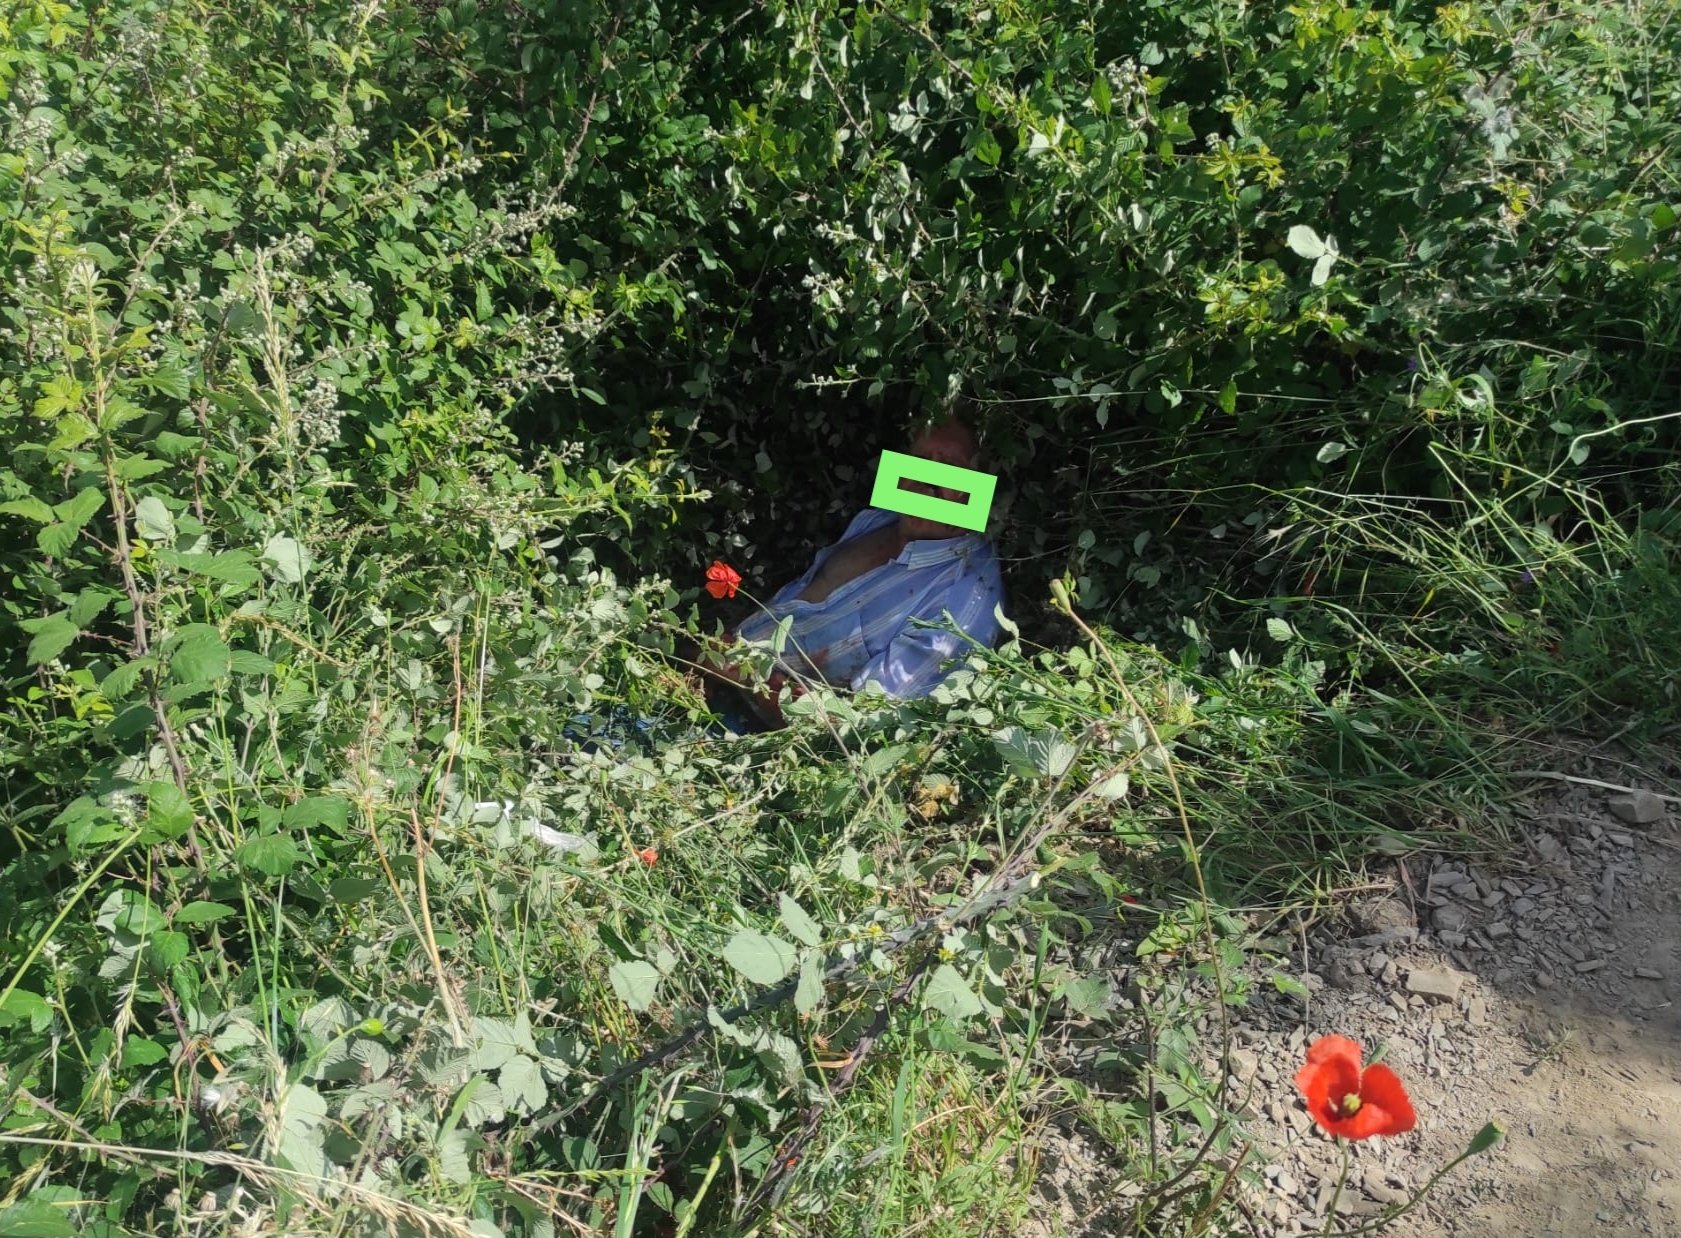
[733,507,1005,699]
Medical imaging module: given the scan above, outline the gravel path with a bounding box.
[1030,739,1681,1236]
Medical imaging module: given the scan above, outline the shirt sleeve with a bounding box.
[851,559,1004,699]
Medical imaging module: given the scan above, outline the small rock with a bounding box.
[1635,967,1664,980]
[1405,968,1467,1002]
[1486,921,1512,940]
[1432,903,1471,933]
[1438,931,1467,948]
[1607,791,1666,825]
[1575,959,1607,973]
[1608,832,1635,848]
[1351,897,1416,935]
[1512,897,1536,915]
[1535,971,1555,989]
[1326,961,1361,990]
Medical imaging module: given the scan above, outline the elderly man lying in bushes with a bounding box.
[699,418,1006,731]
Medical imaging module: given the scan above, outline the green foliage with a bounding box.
[1,0,1678,1233]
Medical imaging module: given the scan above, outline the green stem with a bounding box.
[1327,1143,1488,1237]
[0,826,145,1014]
[1318,1140,1352,1237]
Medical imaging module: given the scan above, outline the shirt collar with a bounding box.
[859,506,985,570]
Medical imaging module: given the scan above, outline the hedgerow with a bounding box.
[1,0,1677,1234]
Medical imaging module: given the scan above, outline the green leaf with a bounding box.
[229,649,274,674]
[991,725,1078,778]
[1316,440,1350,464]
[114,450,168,481]
[1311,251,1337,286]
[144,780,194,840]
[146,929,191,970]
[148,361,191,399]
[923,963,984,1021]
[238,833,302,877]
[351,1038,393,1081]
[461,1078,506,1127]
[722,929,796,986]
[1093,770,1130,799]
[157,549,261,586]
[1285,224,1326,259]
[67,589,116,627]
[0,497,55,522]
[793,950,825,1015]
[53,485,105,528]
[0,1200,78,1237]
[173,901,236,925]
[469,1017,532,1071]
[100,657,151,700]
[1265,618,1295,642]
[283,796,350,832]
[1059,975,1112,1018]
[608,960,661,1012]
[1217,380,1237,415]
[1271,972,1309,997]
[25,614,77,666]
[778,894,822,947]
[33,373,84,418]
[113,897,168,937]
[0,988,54,1032]
[262,534,312,583]
[499,1055,548,1112]
[133,496,175,542]
[168,624,231,684]
[121,1036,171,1068]
[47,413,97,451]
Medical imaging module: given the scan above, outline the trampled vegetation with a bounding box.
[1,0,1677,1233]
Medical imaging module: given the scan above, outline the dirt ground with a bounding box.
[1030,737,1681,1237]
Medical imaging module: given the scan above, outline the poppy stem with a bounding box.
[1318,1140,1352,1237]
[1320,1138,1499,1237]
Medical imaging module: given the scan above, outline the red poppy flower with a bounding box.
[636,847,658,867]
[1294,1035,1416,1140]
[704,561,742,599]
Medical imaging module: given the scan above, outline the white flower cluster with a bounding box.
[296,376,343,448]
[801,269,846,309]
[455,187,578,263]
[1100,57,1152,128]
[114,16,164,65]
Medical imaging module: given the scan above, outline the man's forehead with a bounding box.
[910,419,978,459]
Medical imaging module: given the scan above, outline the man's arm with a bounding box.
[699,637,821,729]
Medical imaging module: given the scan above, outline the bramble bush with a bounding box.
[1,0,1677,1234]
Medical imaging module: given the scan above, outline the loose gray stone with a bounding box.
[1433,903,1472,933]
[1351,897,1416,935]
[1405,968,1467,1002]
[1607,790,1666,825]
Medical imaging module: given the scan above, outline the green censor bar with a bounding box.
[869,450,998,533]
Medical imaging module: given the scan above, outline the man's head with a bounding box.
[897,417,983,542]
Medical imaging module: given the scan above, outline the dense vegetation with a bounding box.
[1,0,1676,1233]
